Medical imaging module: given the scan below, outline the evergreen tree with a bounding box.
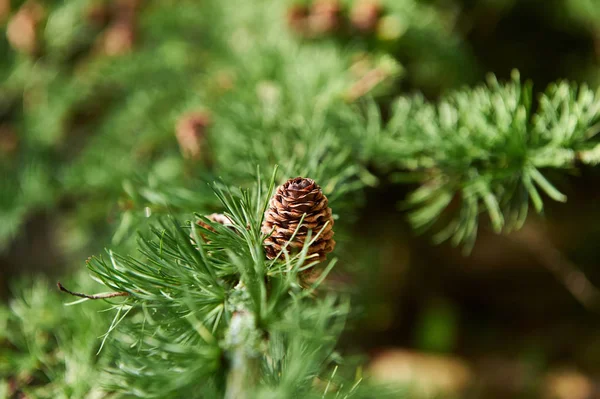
[2,0,600,397]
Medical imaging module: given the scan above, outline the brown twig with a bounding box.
[57,282,129,300]
[509,222,600,311]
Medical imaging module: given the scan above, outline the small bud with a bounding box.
[175,111,212,161]
[85,2,111,27]
[6,2,44,55]
[99,20,136,56]
[0,0,10,23]
[307,0,342,37]
[194,213,235,243]
[113,0,141,23]
[0,125,18,155]
[198,213,234,230]
[350,0,381,33]
[286,4,310,35]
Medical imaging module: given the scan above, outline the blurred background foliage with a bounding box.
[2,0,600,398]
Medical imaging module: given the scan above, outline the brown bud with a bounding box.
[197,213,233,231]
[286,4,310,35]
[99,20,136,56]
[262,177,335,263]
[175,111,212,161]
[350,0,381,33]
[0,0,10,23]
[85,2,111,27]
[87,0,140,29]
[0,125,18,155]
[307,0,341,37]
[112,0,141,24]
[194,213,234,243]
[6,2,44,55]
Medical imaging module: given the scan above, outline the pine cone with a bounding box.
[262,177,335,263]
[194,213,234,243]
[197,213,234,231]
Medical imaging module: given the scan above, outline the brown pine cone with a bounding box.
[194,213,234,243]
[197,213,233,231]
[262,177,335,263]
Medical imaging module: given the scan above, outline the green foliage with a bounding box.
[0,0,221,250]
[365,72,600,250]
[83,173,370,397]
[0,273,110,398]
[3,0,600,397]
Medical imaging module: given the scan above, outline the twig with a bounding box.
[57,282,129,300]
[509,222,600,311]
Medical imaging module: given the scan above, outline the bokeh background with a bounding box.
[2,0,600,398]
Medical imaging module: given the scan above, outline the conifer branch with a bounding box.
[368,71,600,249]
[5,0,600,397]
